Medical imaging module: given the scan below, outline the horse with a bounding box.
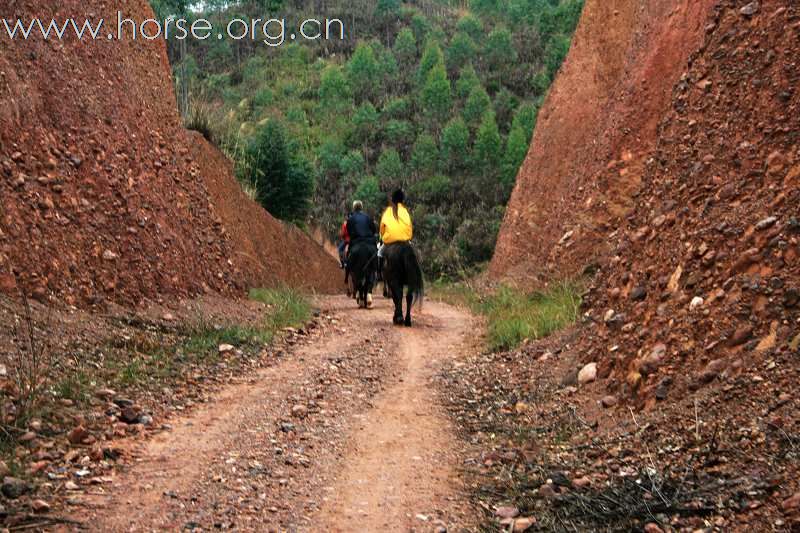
[382,242,424,326]
[347,240,378,308]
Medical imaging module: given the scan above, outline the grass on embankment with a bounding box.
[431,281,583,352]
[56,288,312,402]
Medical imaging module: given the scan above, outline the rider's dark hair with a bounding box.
[391,189,405,220]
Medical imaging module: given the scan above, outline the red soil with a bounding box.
[0,0,339,306]
[491,0,716,286]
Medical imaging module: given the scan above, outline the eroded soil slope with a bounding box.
[452,2,799,531]
[0,1,338,306]
[578,0,799,414]
[491,0,715,286]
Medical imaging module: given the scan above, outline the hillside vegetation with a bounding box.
[154,0,583,277]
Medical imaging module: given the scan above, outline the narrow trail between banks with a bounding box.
[69,296,477,532]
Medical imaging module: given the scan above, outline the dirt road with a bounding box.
[72,296,477,532]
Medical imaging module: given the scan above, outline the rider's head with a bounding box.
[391,189,405,205]
[352,200,363,212]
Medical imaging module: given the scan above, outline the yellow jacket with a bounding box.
[380,204,413,244]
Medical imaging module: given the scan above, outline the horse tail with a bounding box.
[405,245,424,309]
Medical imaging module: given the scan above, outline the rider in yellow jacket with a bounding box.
[380,189,413,245]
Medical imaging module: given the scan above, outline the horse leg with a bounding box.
[405,287,414,327]
[390,281,403,325]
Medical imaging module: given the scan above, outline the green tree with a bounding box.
[473,111,502,170]
[347,43,380,103]
[484,28,517,71]
[410,13,431,44]
[383,97,411,120]
[503,124,528,188]
[446,32,477,73]
[417,40,444,86]
[378,47,400,95]
[376,148,405,187]
[469,0,499,15]
[441,117,470,171]
[411,133,440,177]
[317,139,345,178]
[420,65,453,128]
[352,102,379,146]
[393,28,417,65]
[463,85,491,128]
[545,34,572,80]
[410,174,451,204]
[244,119,314,223]
[375,0,401,19]
[319,65,352,112]
[456,14,483,40]
[340,150,366,183]
[494,88,519,132]
[455,64,480,100]
[511,102,539,143]
[353,175,386,215]
[383,120,415,150]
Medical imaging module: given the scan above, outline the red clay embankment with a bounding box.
[490,0,715,286]
[0,1,339,306]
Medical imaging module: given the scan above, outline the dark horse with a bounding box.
[347,240,378,308]
[382,243,424,326]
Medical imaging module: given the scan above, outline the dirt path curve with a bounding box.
[72,296,476,532]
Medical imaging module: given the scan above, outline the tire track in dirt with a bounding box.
[68,297,476,532]
[314,302,475,532]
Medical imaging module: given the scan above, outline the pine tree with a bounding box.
[245,119,314,223]
[503,124,529,187]
[393,28,417,65]
[456,14,483,40]
[319,65,352,113]
[455,64,480,100]
[441,117,469,171]
[347,43,379,103]
[420,65,453,129]
[417,40,444,87]
[411,133,440,177]
[376,148,406,189]
[463,85,491,128]
[473,111,502,170]
[446,32,477,73]
[511,102,539,143]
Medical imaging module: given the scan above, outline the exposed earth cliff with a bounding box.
[0,0,339,307]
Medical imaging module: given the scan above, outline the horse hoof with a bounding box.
[404,320,412,327]
[393,317,404,326]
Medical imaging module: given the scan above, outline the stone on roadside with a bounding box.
[783,492,800,512]
[120,407,142,424]
[740,1,759,16]
[514,517,536,531]
[68,426,89,445]
[291,404,308,418]
[2,477,31,499]
[31,499,50,513]
[95,388,116,400]
[578,363,597,385]
[219,344,235,354]
[689,296,704,311]
[495,506,519,519]
[600,395,618,408]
